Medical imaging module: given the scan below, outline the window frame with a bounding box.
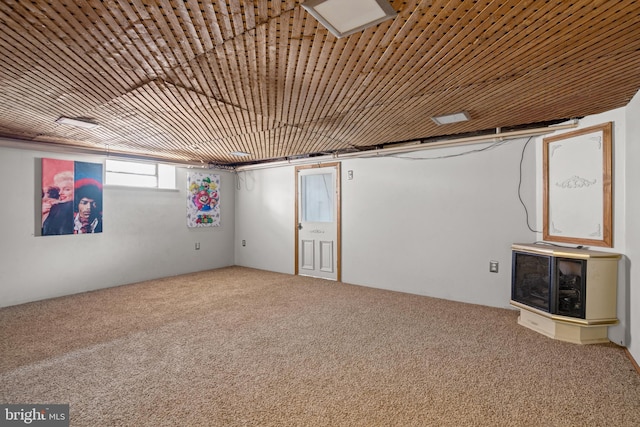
[105,159,177,190]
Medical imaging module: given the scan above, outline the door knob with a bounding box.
[298,223,303,230]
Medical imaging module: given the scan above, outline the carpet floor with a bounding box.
[1,266,639,426]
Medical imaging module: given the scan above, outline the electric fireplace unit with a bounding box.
[510,243,620,344]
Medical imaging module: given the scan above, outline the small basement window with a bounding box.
[105,159,176,189]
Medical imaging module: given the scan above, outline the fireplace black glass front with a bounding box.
[511,250,587,319]
[511,251,552,312]
[555,258,586,318]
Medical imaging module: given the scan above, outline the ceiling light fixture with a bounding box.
[431,111,471,126]
[230,151,251,157]
[55,116,100,129]
[302,0,397,38]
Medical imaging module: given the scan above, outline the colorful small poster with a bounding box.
[187,172,220,227]
[41,158,103,236]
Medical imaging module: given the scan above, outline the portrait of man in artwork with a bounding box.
[73,178,103,234]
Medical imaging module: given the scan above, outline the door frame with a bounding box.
[294,162,341,281]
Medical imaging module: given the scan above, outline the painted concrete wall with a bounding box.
[234,166,296,274]
[625,90,640,362]
[0,144,235,307]
[340,139,537,308]
[235,137,538,309]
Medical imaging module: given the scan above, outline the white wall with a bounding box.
[625,90,640,361]
[342,139,537,307]
[0,143,235,307]
[234,166,296,274]
[535,108,629,345]
[235,138,538,308]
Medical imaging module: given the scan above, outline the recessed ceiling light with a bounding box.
[302,0,397,38]
[431,111,471,126]
[55,116,100,129]
[230,151,251,157]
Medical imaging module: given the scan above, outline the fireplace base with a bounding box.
[515,304,617,345]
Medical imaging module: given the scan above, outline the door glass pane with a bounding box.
[302,173,333,222]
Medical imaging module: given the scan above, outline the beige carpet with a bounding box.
[1,266,639,426]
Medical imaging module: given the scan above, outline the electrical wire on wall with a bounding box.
[518,137,541,233]
[381,139,510,160]
[364,136,541,234]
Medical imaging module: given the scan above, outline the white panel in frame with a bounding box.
[543,122,612,247]
[187,172,221,227]
[301,240,315,270]
[319,240,334,273]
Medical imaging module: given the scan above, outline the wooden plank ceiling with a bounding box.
[1,0,639,166]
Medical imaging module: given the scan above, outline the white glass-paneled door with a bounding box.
[295,163,341,281]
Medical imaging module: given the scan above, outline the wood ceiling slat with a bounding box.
[0,2,130,136]
[396,4,640,125]
[324,0,640,147]
[308,0,461,145]
[294,34,357,154]
[254,24,270,134]
[127,0,181,69]
[200,0,224,45]
[158,0,198,62]
[281,6,306,156]
[108,84,200,155]
[292,17,324,126]
[294,31,337,156]
[352,0,510,117]
[188,55,241,145]
[54,1,126,80]
[0,37,73,120]
[294,27,328,127]
[228,0,246,37]
[268,11,289,126]
[213,0,234,41]
[4,0,123,101]
[185,0,214,52]
[256,0,268,26]
[418,1,639,99]
[266,13,279,133]
[86,1,165,80]
[101,85,194,153]
[351,47,640,147]
[310,32,373,131]
[145,83,234,158]
[423,2,574,92]
[243,1,255,31]
[232,34,255,116]
[172,0,204,56]
[135,0,212,107]
[232,36,260,157]
[309,3,407,125]
[218,39,251,145]
[376,3,531,116]
[380,0,560,118]
[1,0,640,163]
